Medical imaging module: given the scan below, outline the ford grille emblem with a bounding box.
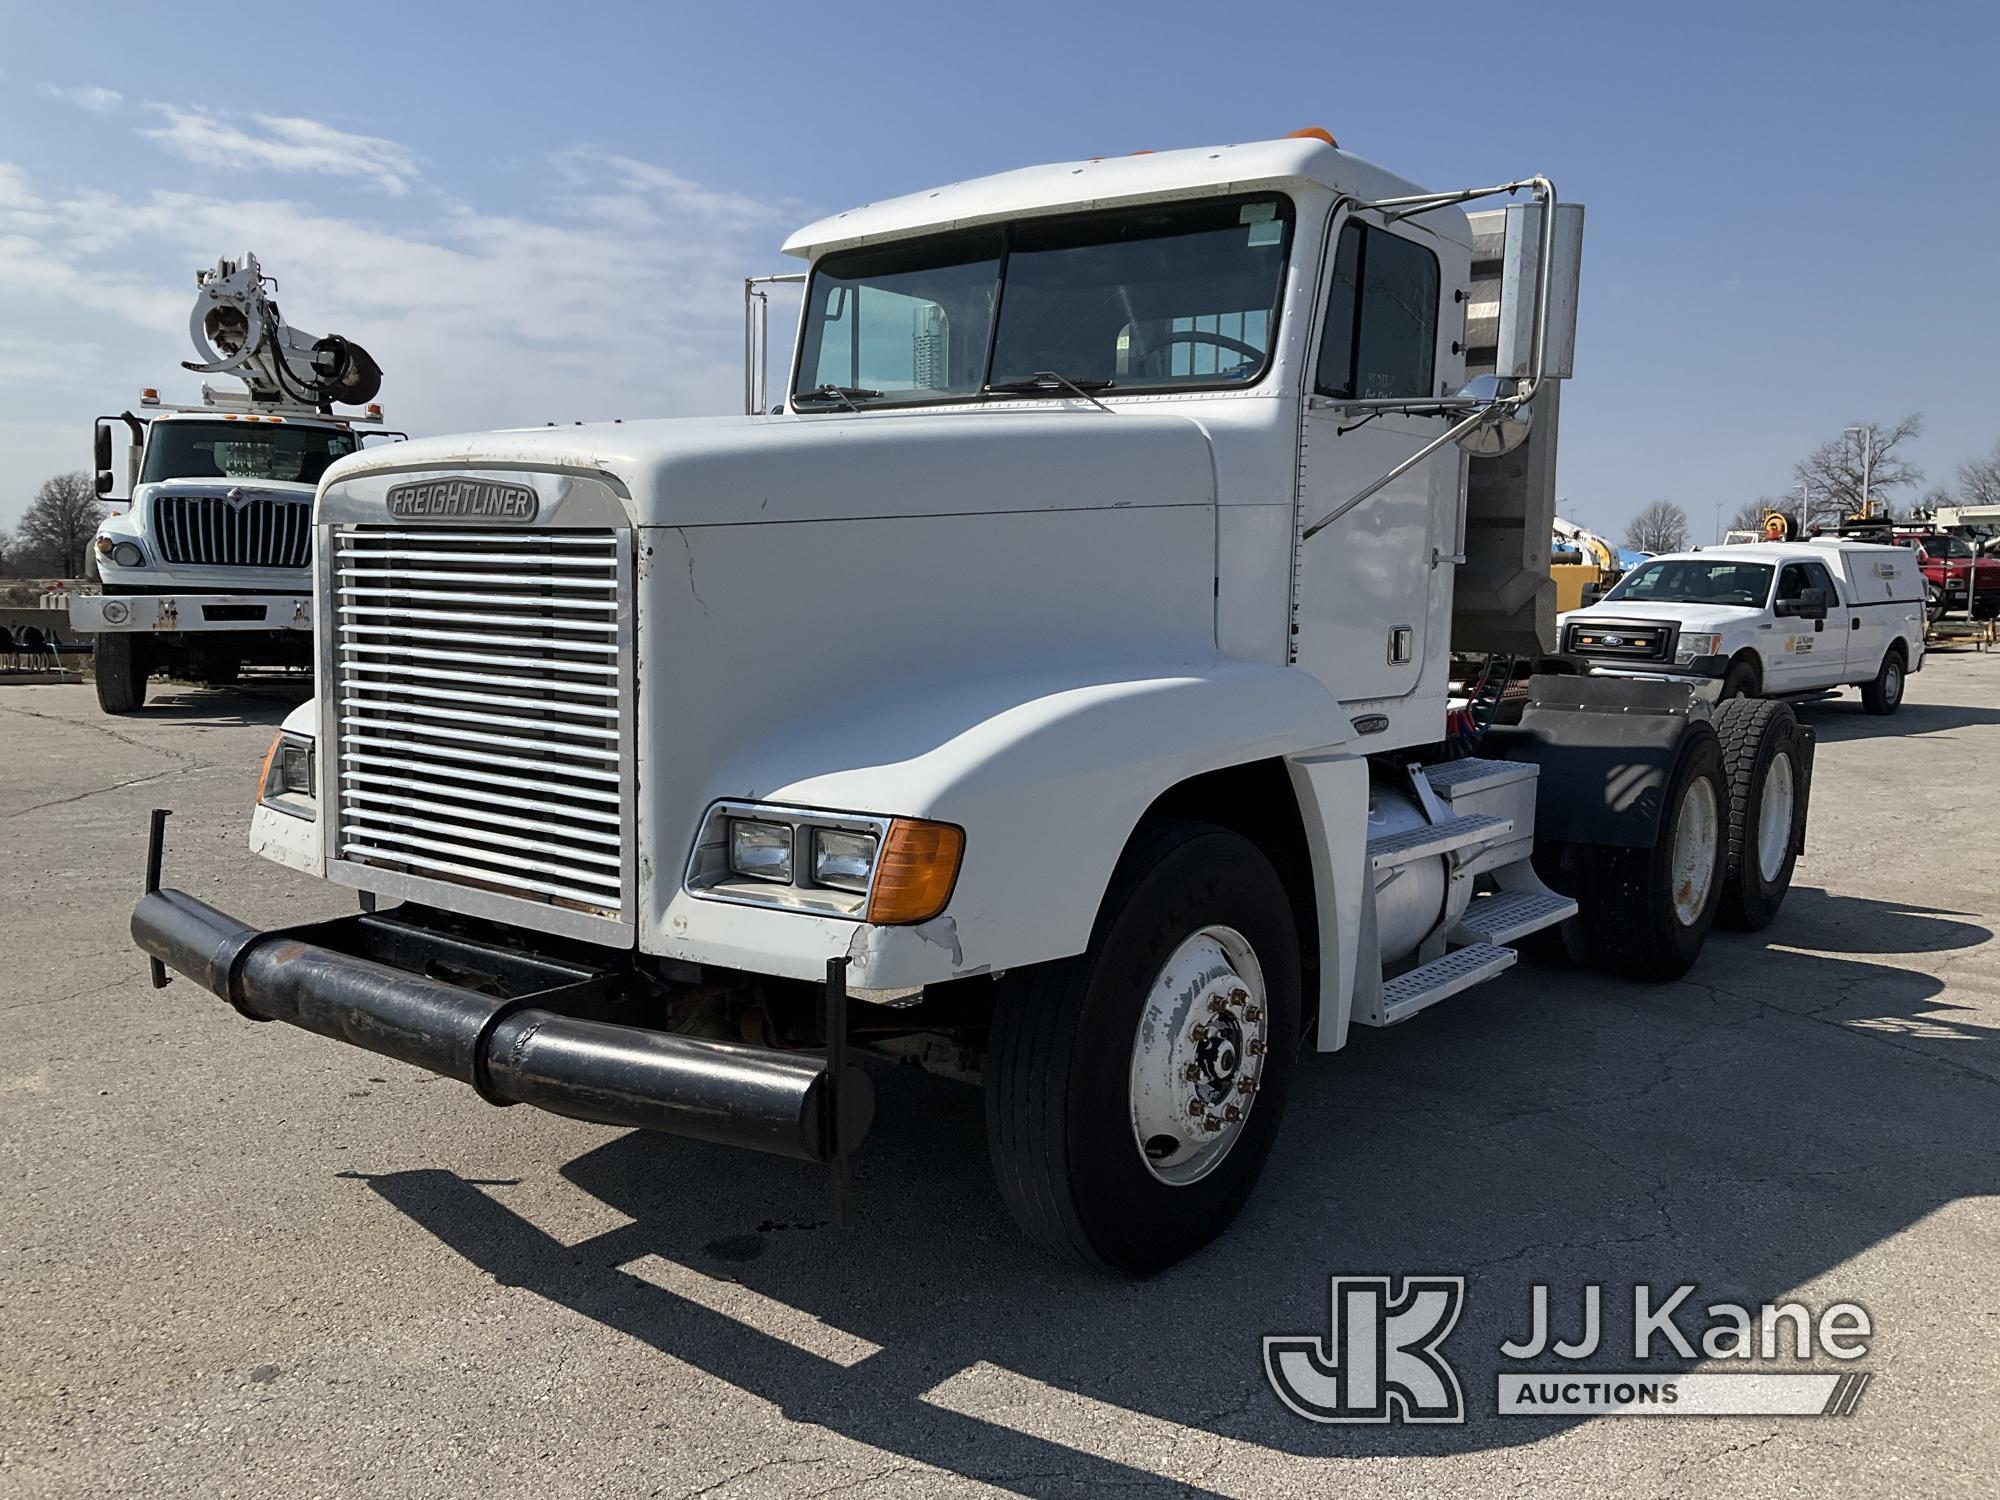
[386,477,538,522]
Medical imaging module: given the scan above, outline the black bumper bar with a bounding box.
[132,813,871,1205]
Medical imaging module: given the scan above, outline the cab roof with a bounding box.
[781,134,1460,260]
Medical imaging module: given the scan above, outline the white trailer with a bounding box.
[70,254,392,713]
[132,134,1815,1273]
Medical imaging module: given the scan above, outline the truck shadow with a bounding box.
[356,890,1995,1489]
[132,678,311,725]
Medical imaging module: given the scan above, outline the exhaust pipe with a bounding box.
[132,883,872,1165]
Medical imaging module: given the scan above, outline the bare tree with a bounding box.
[1957,442,2000,509]
[17,472,101,577]
[1794,415,1923,518]
[1624,499,1690,554]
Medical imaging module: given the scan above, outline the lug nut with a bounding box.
[1187,1098,1206,1117]
[1207,995,1229,1015]
[1224,1105,1242,1123]
[1203,1117,1224,1133]
[1189,1024,1209,1044]
[1182,1063,1200,1082]
[1247,1039,1266,1057]
[1244,1005,1263,1023]
[1227,988,1248,1006]
[1238,1078,1258,1096]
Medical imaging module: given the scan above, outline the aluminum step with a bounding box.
[1418,757,1539,797]
[1367,813,1513,871]
[1450,889,1579,946]
[1378,943,1518,1025]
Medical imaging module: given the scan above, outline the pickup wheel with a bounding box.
[1719,657,1760,700]
[93,633,147,714]
[1860,647,1905,715]
[1713,699,1803,931]
[985,819,1300,1276]
[1571,725,1727,980]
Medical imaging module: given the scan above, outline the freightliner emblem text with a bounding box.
[386,477,539,522]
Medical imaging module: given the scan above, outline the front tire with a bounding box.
[985,819,1301,1275]
[1571,725,1728,981]
[93,633,147,714]
[1860,648,1905,715]
[1713,699,1803,931]
[1719,658,1760,700]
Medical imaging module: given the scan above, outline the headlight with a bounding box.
[728,818,794,882]
[258,732,315,818]
[811,827,879,892]
[111,541,145,568]
[1675,632,1724,663]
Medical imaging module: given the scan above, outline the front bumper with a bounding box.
[1576,653,1728,684]
[132,831,872,1177]
[70,592,311,634]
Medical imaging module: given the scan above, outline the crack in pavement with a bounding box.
[2,761,219,821]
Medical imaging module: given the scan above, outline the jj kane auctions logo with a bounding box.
[1265,1277,1873,1422]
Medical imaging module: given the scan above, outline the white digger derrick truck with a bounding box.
[71,254,391,713]
[130,134,1814,1274]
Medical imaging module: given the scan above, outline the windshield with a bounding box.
[1913,535,1975,559]
[141,421,358,486]
[794,193,1295,407]
[1602,558,1775,608]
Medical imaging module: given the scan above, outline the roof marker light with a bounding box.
[1286,126,1339,147]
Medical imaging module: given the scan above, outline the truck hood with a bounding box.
[316,410,1217,528]
[141,475,316,501]
[1560,600,1766,630]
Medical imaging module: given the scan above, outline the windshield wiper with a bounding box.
[795,385,883,410]
[982,371,1117,412]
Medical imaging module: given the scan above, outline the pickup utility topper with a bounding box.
[131,133,1817,1274]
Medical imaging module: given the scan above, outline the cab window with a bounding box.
[1804,560,1841,601]
[1314,221,1441,400]
[1774,564,1813,603]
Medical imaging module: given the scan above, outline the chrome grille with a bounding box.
[155,492,312,567]
[330,526,632,927]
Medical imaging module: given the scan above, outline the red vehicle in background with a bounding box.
[1891,530,2000,618]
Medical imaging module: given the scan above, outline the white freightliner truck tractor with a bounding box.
[130,133,1818,1275]
[70,254,392,714]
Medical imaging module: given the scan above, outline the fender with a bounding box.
[651,657,1354,990]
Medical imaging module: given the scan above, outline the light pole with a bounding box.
[1844,425,1874,519]
[1796,481,1811,536]
[1714,500,1723,545]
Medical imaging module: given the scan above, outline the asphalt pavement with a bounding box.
[2,659,1995,1498]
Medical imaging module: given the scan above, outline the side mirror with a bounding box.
[1775,587,1828,620]
[94,423,114,495]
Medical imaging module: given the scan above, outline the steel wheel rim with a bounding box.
[1128,924,1268,1186]
[1671,777,1720,926]
[1756,750,1796,883]
[1885,659,1903,706]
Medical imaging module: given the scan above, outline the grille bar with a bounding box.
[154,492,311,568]
[329,524,632,928]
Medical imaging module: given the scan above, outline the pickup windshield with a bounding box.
[141,421,358,486]
[1602,558,1776,608]
[794,193,1295,407]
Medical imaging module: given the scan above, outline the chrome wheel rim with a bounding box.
[1128,925,1268,1186]
[1756,751,1796,883]
[1671,777,1720,926]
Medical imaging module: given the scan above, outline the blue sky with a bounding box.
[3,0,1996,543]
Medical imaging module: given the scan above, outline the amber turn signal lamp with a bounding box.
[1286,126,1339,147]
[865,819,965,925]
[257,731,283,800]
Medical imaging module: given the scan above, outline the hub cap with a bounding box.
[1671,777,1720,926]
[1756,750,1796,883]
[1884,659,1903,706]
[1128,926,1268,1186]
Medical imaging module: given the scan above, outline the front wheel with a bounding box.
[985,820,1301,1275]
[1719,658,1760,700]
[93,633,147,714]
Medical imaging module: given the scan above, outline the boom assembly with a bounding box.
[133,133,1816,1273]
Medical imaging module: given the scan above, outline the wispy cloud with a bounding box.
[0,118,802,445]
[41,83,122,113]
[140,106,422,195]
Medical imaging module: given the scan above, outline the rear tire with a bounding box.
[985,819,1301,1275]
[1571,725,1728,981]
[93,633,147,714]
[1860,648,1905,715]
[1712,699,1803,931]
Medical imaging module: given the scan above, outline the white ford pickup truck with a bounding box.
[1560,539,1925,714]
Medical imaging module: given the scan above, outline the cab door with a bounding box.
[1805,558,1853,686]
[1769,561,1843,689]
[1293,210,1462,703]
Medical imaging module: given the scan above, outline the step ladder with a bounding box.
[1356,759,1577,1027]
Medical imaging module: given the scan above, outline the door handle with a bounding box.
[1851,618,1861,629]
